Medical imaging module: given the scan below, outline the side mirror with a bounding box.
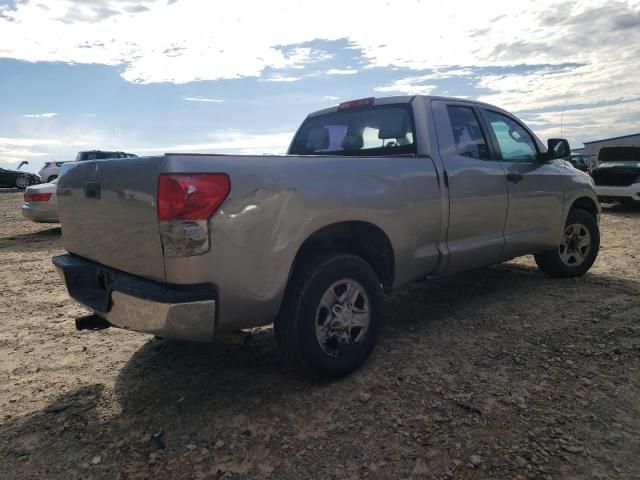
[546,138,570,160]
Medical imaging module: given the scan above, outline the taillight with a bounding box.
[24,192,52,202]
[157,173,230,257]
[158,173,230,220]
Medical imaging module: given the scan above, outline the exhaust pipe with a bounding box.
[216,330,252,346]
[75,314,111,331]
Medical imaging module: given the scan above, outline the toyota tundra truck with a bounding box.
[53,95,601,378]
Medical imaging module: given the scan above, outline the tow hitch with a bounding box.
[75,314,111,331]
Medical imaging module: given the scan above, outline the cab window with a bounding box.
[446,106,489,160]
[289,105,416,156]
[484,110,537,162]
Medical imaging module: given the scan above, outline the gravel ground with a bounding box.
[0,190,639,480]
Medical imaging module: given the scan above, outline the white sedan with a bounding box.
[21,179,59,223]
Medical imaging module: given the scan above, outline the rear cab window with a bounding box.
[289,104,417,156]
[446,106,489,160]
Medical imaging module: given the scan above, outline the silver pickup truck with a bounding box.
[53,95,600,378]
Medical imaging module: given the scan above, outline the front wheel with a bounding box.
[534,208,600,277]
[275,253,383,379]
[15,176,31,189]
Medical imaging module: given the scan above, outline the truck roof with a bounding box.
[306,95,500,118]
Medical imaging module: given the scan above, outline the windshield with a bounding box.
[598,146,640,163]
[289,104,416,156]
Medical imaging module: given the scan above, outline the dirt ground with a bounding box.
[0,189,638,480]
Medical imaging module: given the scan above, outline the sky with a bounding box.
[1,0,639,173]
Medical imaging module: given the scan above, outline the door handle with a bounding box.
[506,171,523,183]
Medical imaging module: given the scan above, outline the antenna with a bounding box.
[560,98,569,138]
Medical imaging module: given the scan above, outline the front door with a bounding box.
[480,109,564,259]
[432,100,509,274]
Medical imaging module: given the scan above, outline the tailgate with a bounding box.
[57,156,166,281]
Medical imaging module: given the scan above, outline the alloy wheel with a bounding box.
[315,278,371,358]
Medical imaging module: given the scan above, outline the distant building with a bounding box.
[583,133,640,157]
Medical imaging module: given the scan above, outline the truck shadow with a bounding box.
[2,263,639,478]
[601,203,640,216]
[0,227,62,253]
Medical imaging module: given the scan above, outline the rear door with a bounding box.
[432,100,509,274]
[479,109,564,258]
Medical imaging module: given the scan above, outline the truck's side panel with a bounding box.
[161,153,443,331]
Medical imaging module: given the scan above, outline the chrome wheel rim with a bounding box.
[559,223,591,267]
[315,278,370,358]
[15,176,29,189]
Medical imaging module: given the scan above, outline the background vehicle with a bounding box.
[22,179,59,223]
[0,166,40,189]
[591,146,640,205]
[75,150,137,161]
[38,161,70,183]
[37,152,138,183]
[568,154,597,173]
[53,95,600,378]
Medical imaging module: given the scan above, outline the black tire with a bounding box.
[534,208,600,278]
[275,253,383,379]
[47,175,58,183]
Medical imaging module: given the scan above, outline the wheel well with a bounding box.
[571,197,598,218]
[293,221,395,290]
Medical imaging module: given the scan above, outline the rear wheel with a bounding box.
[534,208,599,277]
[15,176,30,189]
[275,253,383,379]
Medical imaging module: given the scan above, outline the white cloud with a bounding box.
[137,131,294,155]
[0,137,62,147]
[525,99,640,148]
[322,95,340,101]
[1,0,636,88]
[375,76,437,95]
[22,112,58,118]
[0,136,64,169]
[325,68,357,75]
[183,96,224,103]
[259,76,302,82]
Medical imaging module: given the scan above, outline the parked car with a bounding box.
[591,146,640,206]
[0,166,40,189]
[38,152,137,183]
[75,150,137,161]
[38,161,70,183]
[568,154,596,173]
[53,95,600,378]
[22,179,59,223]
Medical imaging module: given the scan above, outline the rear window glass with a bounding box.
[446,106,489,160]
[598,146,640,163]
[289,105,416,156]
[77,152,120,161]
